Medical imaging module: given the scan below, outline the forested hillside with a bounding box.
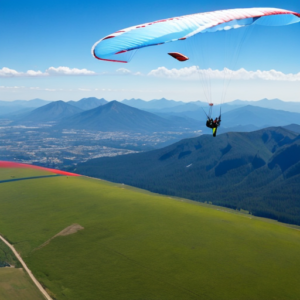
[74,127,300,225]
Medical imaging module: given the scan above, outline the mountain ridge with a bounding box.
[57,100,199,132]
[12,100,83,124]
[73,126,300,225]
[68,97,107,110]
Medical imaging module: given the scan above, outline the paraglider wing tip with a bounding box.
[209,103,214,106]
[168,52,189,62]
[92,49,128,63]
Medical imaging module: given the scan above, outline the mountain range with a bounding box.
[121,98,300,114]
[121,98,193,110]
[68,97,107,110]
[3,97,300,134]
[0,98,51,116]
[2,97,300,114]
[56,100,199,133]
[120,99,300,131]
[221,105,300,128]
[0,97,106,118]
[12,100,83,124]
[227,98,300,113]
[283,124,300,134]
[73,127,300,225]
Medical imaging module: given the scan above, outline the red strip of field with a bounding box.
[0,161,80,176]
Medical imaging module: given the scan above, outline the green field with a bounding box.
[0,239,19,267]
[0,238,43,299]
[0,268,44,300]
[1,169,300,299]
[0,167,55,181]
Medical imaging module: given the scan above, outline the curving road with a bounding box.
[0,234,53,300]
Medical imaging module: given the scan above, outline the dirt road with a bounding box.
[0,234,53,300]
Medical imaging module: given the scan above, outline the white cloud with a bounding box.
[0,67,22,77]
[115,68,143,76]
[26,70,45,76]
[148,66,200,80]
[2,65,299,82]
[148,66,300,82]
[45,66,95,76]
[0,66,96,77]
[116,68,132,75]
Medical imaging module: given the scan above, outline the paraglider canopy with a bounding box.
[92,7,300,63]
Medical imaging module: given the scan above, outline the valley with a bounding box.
[0,124,198,169]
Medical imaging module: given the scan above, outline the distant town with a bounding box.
[0,122,199,169]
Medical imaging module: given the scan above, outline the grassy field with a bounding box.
[0,239,19,267]
[0,268,44,300]
[0,167,54,181]
[1,169,300,299]
[0,238,43,299]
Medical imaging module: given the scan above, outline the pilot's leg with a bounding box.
[213,127,217,137]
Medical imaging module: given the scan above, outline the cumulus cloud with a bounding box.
[3,65,299,82]
[148,66,200,80]
[0,67,23,77]
[148,66,300,82]
[45,66,95,76]
[26,70,45,76]
[0,66,96,77]
[115,68,143,76]
[0,67,42,77]
[116,68,132,75]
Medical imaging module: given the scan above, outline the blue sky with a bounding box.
[1,0,300,102]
